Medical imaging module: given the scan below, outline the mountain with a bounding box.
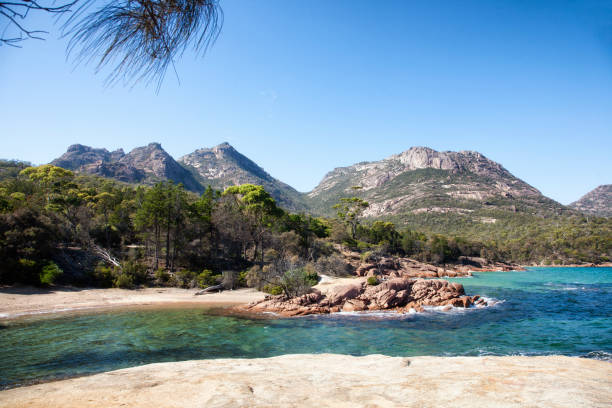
[51,143,203,193]
[569,185,612,217]
[305,146,569,225]
[51,143,580,225]
[178,143,307,210]
[50,142,306,210]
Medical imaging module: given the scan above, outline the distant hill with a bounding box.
[51,143,203,193]
[178,143,307,211]
[304,146,576,239]
[50,142,307,210]
[570,185,612,217]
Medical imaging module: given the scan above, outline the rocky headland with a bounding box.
[242,277,487,317]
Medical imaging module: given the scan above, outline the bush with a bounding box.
[92,263,116,287]
[360,251,373,262]
[122,261,148,285]
[196,269,217,288]
[114,273,134,289]
[174,270,197,288]
[262,284,283,295]
[314,254,353,277]
[367,276,379,286]
[279,267,318,298]
[39,262,63,286]
[154,268,170,284]
[245,265,263,289]
[237,270,248,287]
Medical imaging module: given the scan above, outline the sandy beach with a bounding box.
[0,276,372,320]
[0,286,266,320]
[1,354,610,408]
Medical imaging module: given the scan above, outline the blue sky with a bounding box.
[1,0,611,204]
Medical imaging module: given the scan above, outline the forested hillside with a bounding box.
[0,160,610,290]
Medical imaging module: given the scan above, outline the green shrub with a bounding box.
[154,268,169,284]
[303,266,319,286]
[367,276,379,286]
[196,269,217,288]
[175,270,197,288]
[92,263,116,287]
[262,284,283,295]
[114,273,134,289]
[122,261,148,285]
[237,270,248,287]
[39,262,63,286]
[279,267,318,298]
[360,251,373,262]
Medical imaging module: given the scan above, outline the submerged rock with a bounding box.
[242,278,485,317]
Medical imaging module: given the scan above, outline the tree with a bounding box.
[222,184,283,267]
[0,0,76,46]
[2,0,223,88]
[333,194,369,240]
[134,182,167,269]
[20,164,74,206]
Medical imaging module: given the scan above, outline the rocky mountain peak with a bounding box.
[392,147,461,171]
[179,144,306,210]
[306,145,549,218]
[51,143,202,192]
[570,185,612,217]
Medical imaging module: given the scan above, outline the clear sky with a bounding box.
[1,0,611,204]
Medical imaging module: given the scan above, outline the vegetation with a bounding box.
[1,0,223,88]
[0,161,609,290]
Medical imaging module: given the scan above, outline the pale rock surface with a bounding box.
[1,354,610,408]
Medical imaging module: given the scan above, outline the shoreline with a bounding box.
[521,263,612,268]
[1,354,610,407]
[0,286,266,321]
[2,263,606,321]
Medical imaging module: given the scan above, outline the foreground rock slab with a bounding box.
[1,354,610,408]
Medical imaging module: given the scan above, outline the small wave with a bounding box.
[542,282,595,291]
[582,351,612,362]
[329,297,505,319]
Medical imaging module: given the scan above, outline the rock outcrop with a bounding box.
[242,278,487,317]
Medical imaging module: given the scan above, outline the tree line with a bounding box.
[0,160,610,292]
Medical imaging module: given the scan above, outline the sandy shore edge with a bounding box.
[1,354,610,407]
[0,286,266,320]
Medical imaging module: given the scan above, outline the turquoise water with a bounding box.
[1,267,610,388]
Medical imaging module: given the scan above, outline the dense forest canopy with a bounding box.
[0,160,610,290]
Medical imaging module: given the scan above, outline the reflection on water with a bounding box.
[1,267,610,388]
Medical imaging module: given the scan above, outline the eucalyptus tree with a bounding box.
[333,196,369,240]
[222,184,284,267]
[135,181,167,269]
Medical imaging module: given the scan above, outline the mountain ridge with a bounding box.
[49,143,606,221]
[51,142,203,193]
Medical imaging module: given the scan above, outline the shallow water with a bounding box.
[0,267,610,388]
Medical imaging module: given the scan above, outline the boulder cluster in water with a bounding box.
[243,278,487,317]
